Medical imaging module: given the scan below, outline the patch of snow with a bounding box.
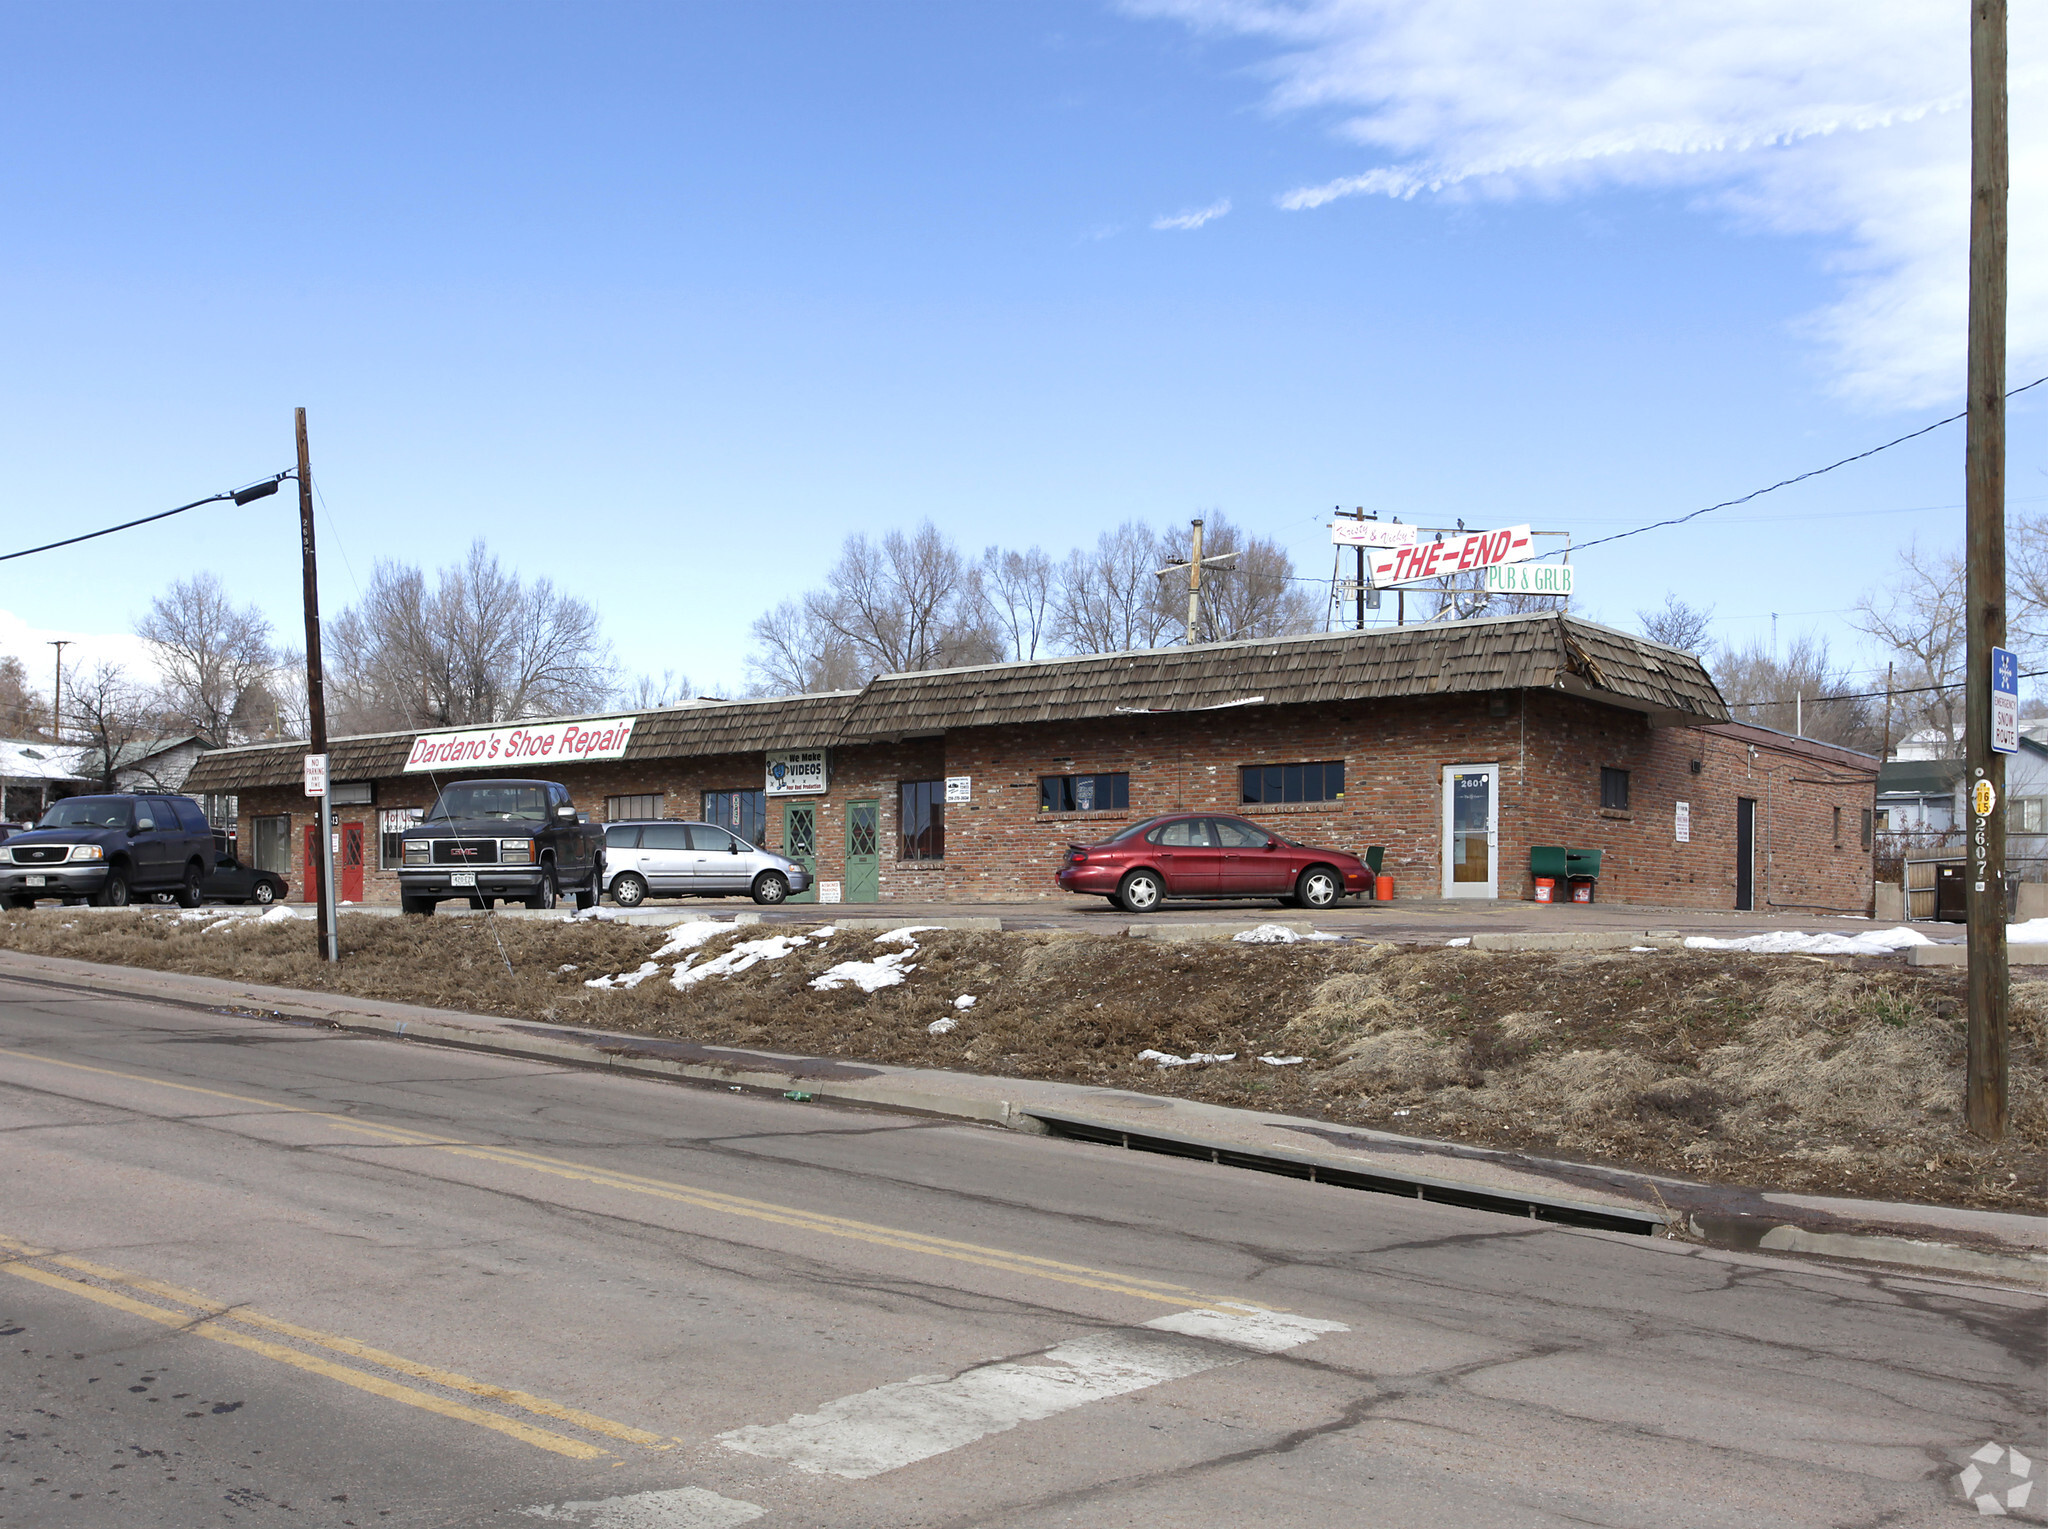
[927,1017,957,1035]
[1629,945,1657,952]
[1682,925,1932,956]
[649,920,736,960]
[1445,937,1471,947]
[1137,1049,1236,1067]
[1258,1055,1306,1066]
[675,934,814,988]
[810,949,917,993]
[586,961,663,991]
[2009,918,2048,943]
[953,994,976,1010]
[873,926,943,946]
[556,963,579,973]
[1234,924,1304,944]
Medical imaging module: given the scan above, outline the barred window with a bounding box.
[251,814,290,874]
[1241,761,1344,805]
[1039,772,1129,813]
[1600,768,1630,811]
[900,780,944,860]
[605,793,663,822]
[379,807,423,869]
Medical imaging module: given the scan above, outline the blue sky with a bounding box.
[1,1,2042,701]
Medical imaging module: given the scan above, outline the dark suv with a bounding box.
[397,778,604,914]
[1,793,217,908]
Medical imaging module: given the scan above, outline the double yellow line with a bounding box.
[0,1232,659,1460]
[2,1047,1266,1312]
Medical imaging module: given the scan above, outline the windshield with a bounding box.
[426,784,549,823]
[1107,816,1173,843]
[38,797,132,830]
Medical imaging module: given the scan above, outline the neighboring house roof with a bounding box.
[0,738,88,784]
[182,614,1729,795]
[1877,759,1964,798]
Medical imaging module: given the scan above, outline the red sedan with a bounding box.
[1055,812,1372,913]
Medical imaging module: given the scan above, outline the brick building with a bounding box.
[180,614,1878,913]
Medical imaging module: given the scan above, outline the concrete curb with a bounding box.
[1128,920,1318,942]
[1909,942,2048,967]
[2,948,2041,1288]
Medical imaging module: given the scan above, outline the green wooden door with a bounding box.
[783,801,817,904]
[845,799,880,903]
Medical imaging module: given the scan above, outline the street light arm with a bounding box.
[0,471,296,563]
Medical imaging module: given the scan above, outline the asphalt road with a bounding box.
[0,970,2040,1528]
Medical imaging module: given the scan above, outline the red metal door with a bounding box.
[301,824,320,902]
[341,822,364,903]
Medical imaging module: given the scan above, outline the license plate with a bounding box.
[24,875,45,887]
[450,871,477,887]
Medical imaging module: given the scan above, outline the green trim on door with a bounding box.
[844,799,880,904]
[783,801,818,904]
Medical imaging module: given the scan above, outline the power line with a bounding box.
[0,473,293,563]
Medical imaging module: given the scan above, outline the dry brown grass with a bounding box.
[1,908,2040,1212]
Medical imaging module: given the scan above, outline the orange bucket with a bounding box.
[1534,877,1556,903]
[1374,873,1394,901]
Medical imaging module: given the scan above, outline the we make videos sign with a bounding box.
[1370,525,1534,588]
[403,717,637,772]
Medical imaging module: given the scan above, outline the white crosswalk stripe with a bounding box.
[715,1306,1348,1481]
[520,1486,766,1527]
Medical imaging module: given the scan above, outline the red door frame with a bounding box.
[302,822,365,903]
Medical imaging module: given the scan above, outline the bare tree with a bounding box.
[2004,509,2048,657]
[136,573,276,741]
[64,661,171,790]
[1710,633,1880,753]
[977,546,1057,662]
[1636,593,1716,655]
[326,541,617,732]
[0,655,47,738]
[1052,522,1179,655]
[622,670,692,710]
[744,599,866,696]
[1851,537,1965,751]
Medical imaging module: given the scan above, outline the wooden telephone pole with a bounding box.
[1964,0,2008,1139]
[1156,518,1238,645]
[296,408,339,964]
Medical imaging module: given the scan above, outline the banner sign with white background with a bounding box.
[403,718,637,773]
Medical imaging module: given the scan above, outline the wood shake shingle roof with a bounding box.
[182,615,1724,793]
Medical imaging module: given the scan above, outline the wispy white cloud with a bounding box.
[1153,197,1233,230]
[1132,1,2046,408]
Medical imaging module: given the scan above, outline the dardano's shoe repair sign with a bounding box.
[403,718,638,772]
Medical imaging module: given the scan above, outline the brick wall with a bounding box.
[230,691,1873,912]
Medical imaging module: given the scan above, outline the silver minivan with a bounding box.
[601,820,810,906]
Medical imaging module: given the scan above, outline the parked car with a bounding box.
[602,820,809,906]
[1055,812,1372,913]
[397,778,605,915]
[0,793,217,908]
[202,848,289,906]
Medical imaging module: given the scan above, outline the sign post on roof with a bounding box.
[1369,525,1534,588]
[402,717,637,773]
[1992,646,2019,754]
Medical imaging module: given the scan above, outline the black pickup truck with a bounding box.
[396,779,603,915]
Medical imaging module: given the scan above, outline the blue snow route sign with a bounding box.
[1993,646,2019,754]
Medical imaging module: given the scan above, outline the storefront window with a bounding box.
[702,790,766,846]
[1040,772,1129,813]
[251,814,290,874]
[380,807,423,868]
[606,793,663,822]
[1240,762,1343,805]
[900,780,944,859]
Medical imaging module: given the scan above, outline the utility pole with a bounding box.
[1155,517,1239,645]
[296,408,339,964]
[46,640,69,743]
[1881,662,1895,760]
[1965,0,2009,1140]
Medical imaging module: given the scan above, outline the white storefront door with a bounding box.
[1441,764,1500,899]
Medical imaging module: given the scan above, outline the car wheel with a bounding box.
[92,869,130,908]
[176,863,204,909]
[752,871,789,905]
[252,880,276,905]
[401,895,436,915]
[526,869,558,911]
[610,872,647,908]
[1116,869,1164,914]
[1294,866,1342,910]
